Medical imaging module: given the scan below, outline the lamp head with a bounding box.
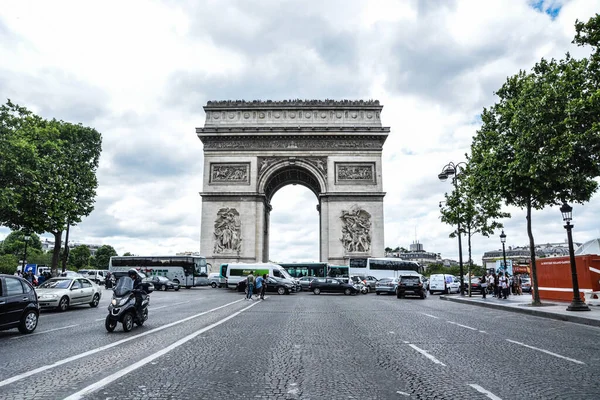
[24,235,31,241]
[444,166,456,176]
[438,172,448,182]
[560,202,572,223]
[499,230,506,244]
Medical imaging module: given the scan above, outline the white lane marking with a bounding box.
[149,305,167,311]
[468,384,502,400]
[506,339,585,365]
[95,318,105,322]
[396,390,411,396]
[11,324,79,340]
[63,301,260,400]
[422,313,439,319]
[171,301,191,306]
[479,331,487,334]
[0,299,243,388]
[408,344,446,366]
[446,321,478,331]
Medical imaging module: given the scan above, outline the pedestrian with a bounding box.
[498,272,508,299]
[486,272,494,296]
[480,274,487,299]
[493,273,499,298]
[255,273,264,300]
[515,274,522,295]
[246,271,255,300]
[260,274,268,299]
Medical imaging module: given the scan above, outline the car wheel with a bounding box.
[313,288,321,295]
[344,288,351,296]
[211,282,217,288]
[376,291,380,295]
[105,315,117,332]
[58,296,69,312]
[122,312,134,332]
[174,287,180,291]
[429,290,434,295]
[18,310,38,334]
[276,286,286,295]
[89,293,100,308]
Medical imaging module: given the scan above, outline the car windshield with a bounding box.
[39,279,72,289]
[114,276,134,296]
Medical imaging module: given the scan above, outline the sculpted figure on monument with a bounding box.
[212,165,248,182]
[340,207,371,253]
[213,208,242,253]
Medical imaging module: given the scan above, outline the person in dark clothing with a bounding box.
[480,274,487,299]
[128,269,144,320]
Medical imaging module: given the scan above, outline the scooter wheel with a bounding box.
[105,315,117,332]
[122,312,134,332]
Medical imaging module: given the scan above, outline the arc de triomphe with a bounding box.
[197,100,389,269]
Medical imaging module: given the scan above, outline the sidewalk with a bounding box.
[440,292,600,327]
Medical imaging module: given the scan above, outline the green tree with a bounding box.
[469,15,600,305]
[0,101,102,275]
[69,245,91,269]
[0,230,42,258]
[0,254,18,274]
[122,252,134,256]
[94,245,117,269]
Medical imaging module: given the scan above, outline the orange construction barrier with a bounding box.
[532,255,600,302]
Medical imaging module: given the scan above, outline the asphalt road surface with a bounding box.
[1,287,599,399]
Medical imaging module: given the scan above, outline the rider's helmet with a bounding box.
[127,269,138,280]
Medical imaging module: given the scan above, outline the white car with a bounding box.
[36,277,102,311]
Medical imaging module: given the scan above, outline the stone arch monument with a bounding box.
[197,100,389,269]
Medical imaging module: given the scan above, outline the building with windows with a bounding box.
[481,241,580,271]
[385,241,442,270]
[40,239,101,256]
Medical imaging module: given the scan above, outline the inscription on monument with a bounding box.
[340,206,372,253]
[335,163,375,183]
[213,208,242,254]
[210,163,250,184]
[203,137,385,151]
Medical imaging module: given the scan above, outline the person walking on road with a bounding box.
[255,273,264,300]
[246,271,255,300]
[260,274,268,299]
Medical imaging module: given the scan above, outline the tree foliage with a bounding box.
[0,254,18,274]
[0,230,42,258]
[69,245,91,269]
[0,101,102,274]
[94,245,118,269]
[468,15,600,305]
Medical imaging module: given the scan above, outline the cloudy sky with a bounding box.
[1,0,599,265]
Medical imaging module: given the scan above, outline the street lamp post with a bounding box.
[560,203,590,312]
[500,230,507,276]
[438,161,466,296]
[21,233,31,273]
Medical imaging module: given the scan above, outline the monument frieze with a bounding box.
[209,163,250,185]
[202,136,385,151]
[335,162,376,184]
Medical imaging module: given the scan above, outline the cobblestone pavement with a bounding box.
[1,288,599,399]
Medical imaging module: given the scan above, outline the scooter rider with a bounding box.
[128,269,144,320]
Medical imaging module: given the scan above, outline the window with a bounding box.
[5,277,25,296]
[272,270,282,278]
[72,280,82,289]
[80,279,92,288]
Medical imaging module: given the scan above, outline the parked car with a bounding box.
[208,272,226,288]
[0,274,39,334]
[143,276,180,291]
[396,275,427,299]
[298,276,317,291]
[375,277,400,295]
[58,271,84,279]
[81,270,107,285]
[428,274,460,294]
[463,277,485,295]
[36,277,102,311]
[521,277,532,293]
[309,278,358,295]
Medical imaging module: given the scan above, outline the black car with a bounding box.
[396,275,427,299]
[238,277,296,295]
[309,277,358,295]
[143,276,180,291]
[462,277,485,295]
[0,274,40,334]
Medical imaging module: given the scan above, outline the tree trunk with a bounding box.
[62,223,70,272]
[468,226,472,297]
[527,199,542,305]
[51,231,63,277]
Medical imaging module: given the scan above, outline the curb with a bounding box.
[439,295,600,328]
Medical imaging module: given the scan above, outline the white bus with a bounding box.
[220,262,295,289]
[109,256,208,289]
[349,257,424,280]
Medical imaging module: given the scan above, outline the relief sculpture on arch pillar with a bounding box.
[340,206,371,253]
[213,208,242,254]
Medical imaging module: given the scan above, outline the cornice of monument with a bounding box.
[204,99,382,109]
[196,126,390,135]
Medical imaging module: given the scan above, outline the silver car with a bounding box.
[36,277,102,311]
[375,277,400,295]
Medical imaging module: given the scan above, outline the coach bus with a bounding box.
[279,262,350,280]
[109,255,208,288]
[349,257,424,280]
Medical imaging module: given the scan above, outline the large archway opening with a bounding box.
[269,185,319,263]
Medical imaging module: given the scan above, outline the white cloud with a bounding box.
[1,0,599,265]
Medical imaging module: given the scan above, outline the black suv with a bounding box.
[396,275,427,299]
[0,274,40,334]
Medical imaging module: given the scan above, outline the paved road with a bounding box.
[1,288,599,399]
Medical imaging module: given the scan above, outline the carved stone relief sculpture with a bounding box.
[340,206,371,253]
[257,156,327,179]
[210,163,249,183]
[213,208,242,253]
[337,164,374,181]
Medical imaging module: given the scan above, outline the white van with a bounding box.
[428,274,460,295]
[224,263,296,289]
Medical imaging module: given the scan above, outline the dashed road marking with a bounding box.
[396,390,410,396]
[11,324,79,340]
[63,300,260,400]
[421,313,439,319]
[447,321,478,331]
[0,299,244,388]
[506,339,585,365]
[408,344,446,366]
[468,384,502,399]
